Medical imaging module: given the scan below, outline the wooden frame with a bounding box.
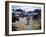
[5,1,45,36]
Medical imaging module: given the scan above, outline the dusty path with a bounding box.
[12,17,33,31]
[12,17,41,31]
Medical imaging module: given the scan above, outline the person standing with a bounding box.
[26,16,30,25]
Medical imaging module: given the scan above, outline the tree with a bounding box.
[15,9,23,12]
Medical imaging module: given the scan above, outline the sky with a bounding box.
[12,5,41,12]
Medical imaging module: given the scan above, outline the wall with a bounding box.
[0,0,46,37]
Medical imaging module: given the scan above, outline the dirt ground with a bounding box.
[12,18,41,31]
